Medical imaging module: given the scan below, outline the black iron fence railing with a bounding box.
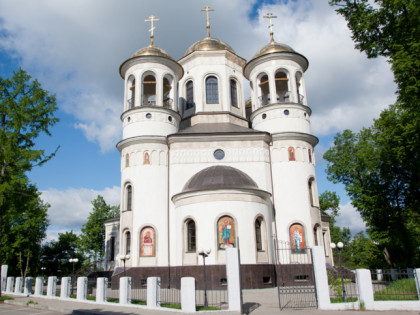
[371,269,419,301]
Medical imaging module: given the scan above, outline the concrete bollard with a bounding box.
[34,277,43,296]
[61,277,71,298]
[414,269,420,299]
[6,277,14,293]
[147,277,160,308]
[96,277,108,303]
[181,277,196,313]
[23,277,33,295]
[226,248,242,312]
[119,277,132,305]
[14,277,23,294]
[76,277,88,301]
[47,276,57,297]
[356,269,374,310]
[311,246,331,309]
[1,265,8,292]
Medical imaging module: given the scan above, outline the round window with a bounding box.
[146,113,152,119]
[262,113,267,119]
[284,109,290,116]
[214,149,225,160]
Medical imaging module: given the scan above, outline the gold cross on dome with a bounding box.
[201,5,215,37]
[145,15,160,46]
[263,13,277,42]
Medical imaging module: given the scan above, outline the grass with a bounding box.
[374,278,418,301]
[26,300,38,306]
[0,296,13,301]
[131,299,146,305]
[196,305,222,311]
[330,296,358,303]
[106,297,119,303]
[161,303,181,309]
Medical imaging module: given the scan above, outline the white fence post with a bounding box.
[1,265,8,292]
[23,277,33,295]
[34,277,43,296]
[226,247,242,312]
[6,277,14,293]
[47,276,57,297]
[76,277,88,300]
[119,277,132,305]
[147,277,160,308]
[414,268,420,299]
[181,277,196,313]
[61,277,71,298]
[311,246,331,309]
[356,269,374,310]
[96,277,108,303]
[14,277,23,294]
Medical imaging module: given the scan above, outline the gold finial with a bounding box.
[145,15,160,46]
[201,5,215,38]
[263,13,277,43]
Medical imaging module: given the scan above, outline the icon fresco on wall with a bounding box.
[218,216,235,249]
[290,223,305,254]
[144,151,150,164]
[125,153,130,167]
[140,227,155,257]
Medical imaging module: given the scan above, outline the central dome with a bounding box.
[183,36,235,57]
[182,165,258,193]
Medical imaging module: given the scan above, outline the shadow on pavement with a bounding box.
[243,302,261,314]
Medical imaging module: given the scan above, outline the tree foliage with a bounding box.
[78,195,119,264]
[40,231,83,278]
[0,68,59,284]
[327,0,420,267]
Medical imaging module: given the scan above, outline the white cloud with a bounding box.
[40,186,120,241]
[335,201,366,236]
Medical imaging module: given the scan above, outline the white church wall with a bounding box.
[173,196,273,266]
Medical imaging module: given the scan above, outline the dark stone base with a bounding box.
[111,264,277,289]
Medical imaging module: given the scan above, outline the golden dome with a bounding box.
[131,44,175,61]
[251,39,296,60]
[183,36,236,57]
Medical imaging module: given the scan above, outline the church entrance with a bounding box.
[274,240,317,310]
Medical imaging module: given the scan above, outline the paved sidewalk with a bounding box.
[3,292,420,315]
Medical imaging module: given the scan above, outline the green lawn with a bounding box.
[374,278,418,301]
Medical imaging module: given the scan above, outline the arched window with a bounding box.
[140,227,155,257]
[128,77,135,109]
[308,149,312,163]
[289,223,305,254]
[258,74,270,106]
[142,74,156,105]
[125,231,131,255]
[163,76,173,108]
[186,80,194,109]
[125,153,130,167]
[126,185,132,211]
[110,236,115,261]
[230,79,238,107]
[296,72,304,105]
[217,216,235,250]
[255,218,263,251]
[288,147,295,161]
[206,76,219,104]
[308,178,315,206]
[186,220,196,252]
[275,71,289,102]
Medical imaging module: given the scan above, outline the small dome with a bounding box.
[182,165,258,193]
[183,36,235,57]
[131,45,175,61]
[251,40,296,60]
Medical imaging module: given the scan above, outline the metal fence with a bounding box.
[195,281,228,310]
[371,269,419,301]
[131,278,147,304]
[327,267,358,303]
[159,279,181,307]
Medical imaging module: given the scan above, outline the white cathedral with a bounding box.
[104,9,333,288]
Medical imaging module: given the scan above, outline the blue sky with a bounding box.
[0,0,396,240]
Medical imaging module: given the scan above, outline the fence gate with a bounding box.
[274,240,317,310]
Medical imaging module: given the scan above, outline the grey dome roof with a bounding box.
[182,166,258,193]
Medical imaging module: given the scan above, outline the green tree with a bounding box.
[40,231,83,278]
[78,195,119,265]
[327,0,420,267]
[0,68,59,290]
[348,232,385,269]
